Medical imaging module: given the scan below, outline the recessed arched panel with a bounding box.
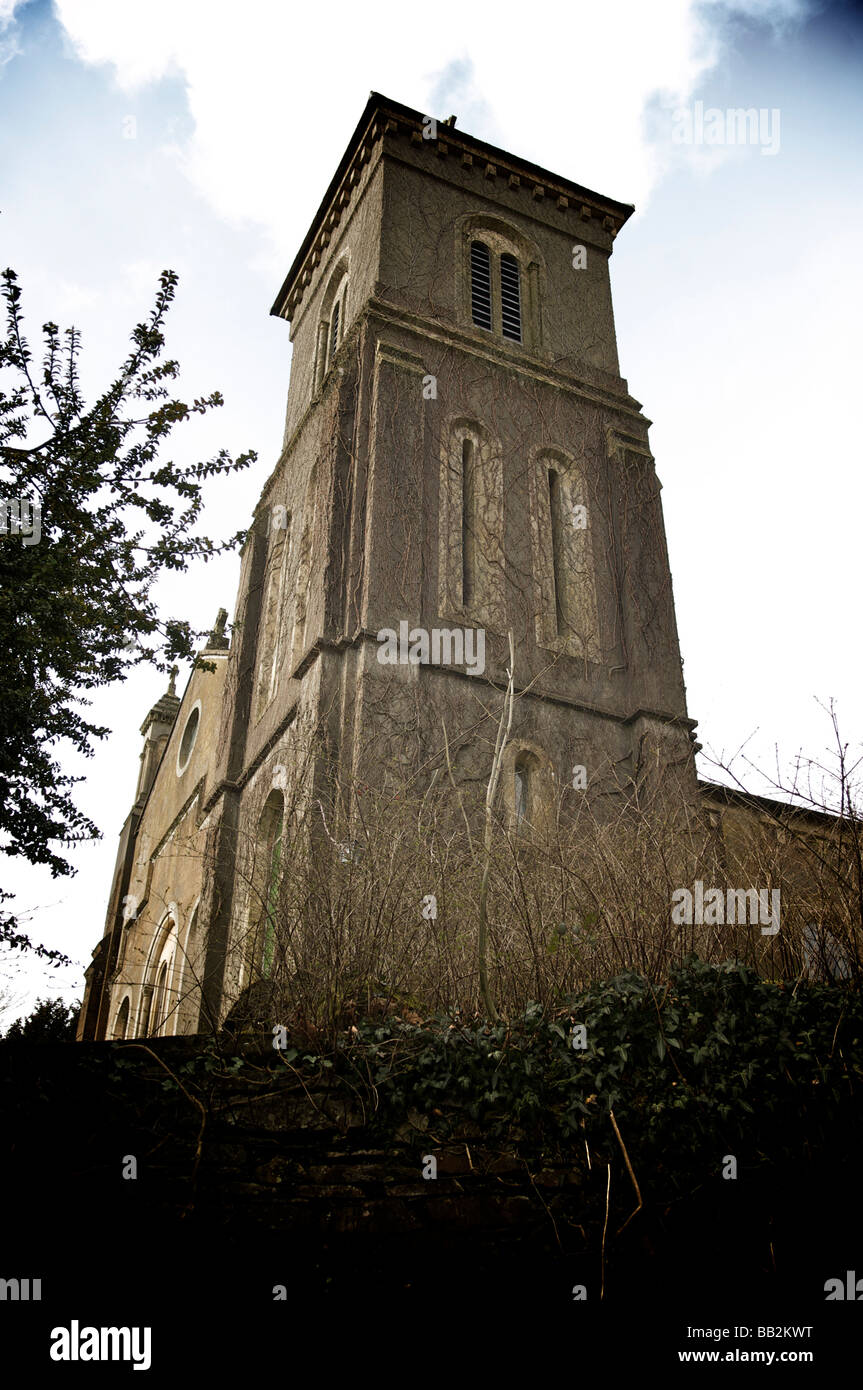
[502,741,556,837]
[529,447,599,663]
[241,790,286,991]
[290,462,320,672]
[438,416,505,632]
[255,509,292,719]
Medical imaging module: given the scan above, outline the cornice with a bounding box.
[255,300,650,517]
[363,298,647,421]
[271,92,634,324]
[200,627,695,812]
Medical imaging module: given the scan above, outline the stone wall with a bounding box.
[3,1030,859,1315]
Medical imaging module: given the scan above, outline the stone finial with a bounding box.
[140,669,181,737]
[206,607,230,651]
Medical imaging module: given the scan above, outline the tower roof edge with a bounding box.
[269,91,635,321]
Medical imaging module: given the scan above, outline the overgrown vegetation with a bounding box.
[210,712,862,1045]
[335,959,861,1183]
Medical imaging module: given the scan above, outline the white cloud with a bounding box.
[53,0,815,269]
[701,0,818,30]
[0,0,30,65]
[0,0,28,24]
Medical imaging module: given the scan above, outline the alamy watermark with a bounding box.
[377,621,485,677]
[825,1270,863,1300]
[1,497,41,545]
[671,881,780,936]
[0,1276,41,1300]
[50,1322,151,1371]
[672,101,780,156]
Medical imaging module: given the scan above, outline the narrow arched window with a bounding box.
[548,466,566,636]
[256,519,289,718]
[461,436,476,607]
[329,299,341,365]
[500,253,522,342]
[261,826,283,979]
[175,905,200,1035]
[514,756,530,831]
[151,961,168,1037]
[114,996,130,1041]
[470,241,492,330]
[291,464,317,669]
[248,792,285,983]
[314,320,328,394]
[139,987,154,1039]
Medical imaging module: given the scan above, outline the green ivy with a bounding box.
[312,957,863,1197]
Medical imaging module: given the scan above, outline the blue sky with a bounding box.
[1,0,861,1019]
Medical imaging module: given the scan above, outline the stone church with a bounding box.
[79,92,815,1043]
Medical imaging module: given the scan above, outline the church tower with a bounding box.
[80,92,698,1039]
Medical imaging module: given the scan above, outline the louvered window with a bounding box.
[329,300,341,363]
[470,241,492,330]
[500,253,522,342]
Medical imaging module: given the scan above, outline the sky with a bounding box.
[0,0,861,1021]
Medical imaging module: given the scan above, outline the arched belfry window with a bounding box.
[499,253,522,341]
[462,218,541,349]
[470,241,492,330]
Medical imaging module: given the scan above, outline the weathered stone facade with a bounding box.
[80,93,704,1042]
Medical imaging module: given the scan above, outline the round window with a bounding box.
[176,703,201,776]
